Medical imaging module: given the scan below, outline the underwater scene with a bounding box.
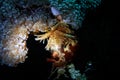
[0,0,119,80]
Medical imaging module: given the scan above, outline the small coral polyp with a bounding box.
[35,21,78,67]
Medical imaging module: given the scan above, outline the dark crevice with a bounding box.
[0,33,52,80]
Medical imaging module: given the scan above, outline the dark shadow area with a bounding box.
[74,0,120,80]
[0,33,52,80]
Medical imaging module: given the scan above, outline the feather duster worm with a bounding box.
[35,21,78,67]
